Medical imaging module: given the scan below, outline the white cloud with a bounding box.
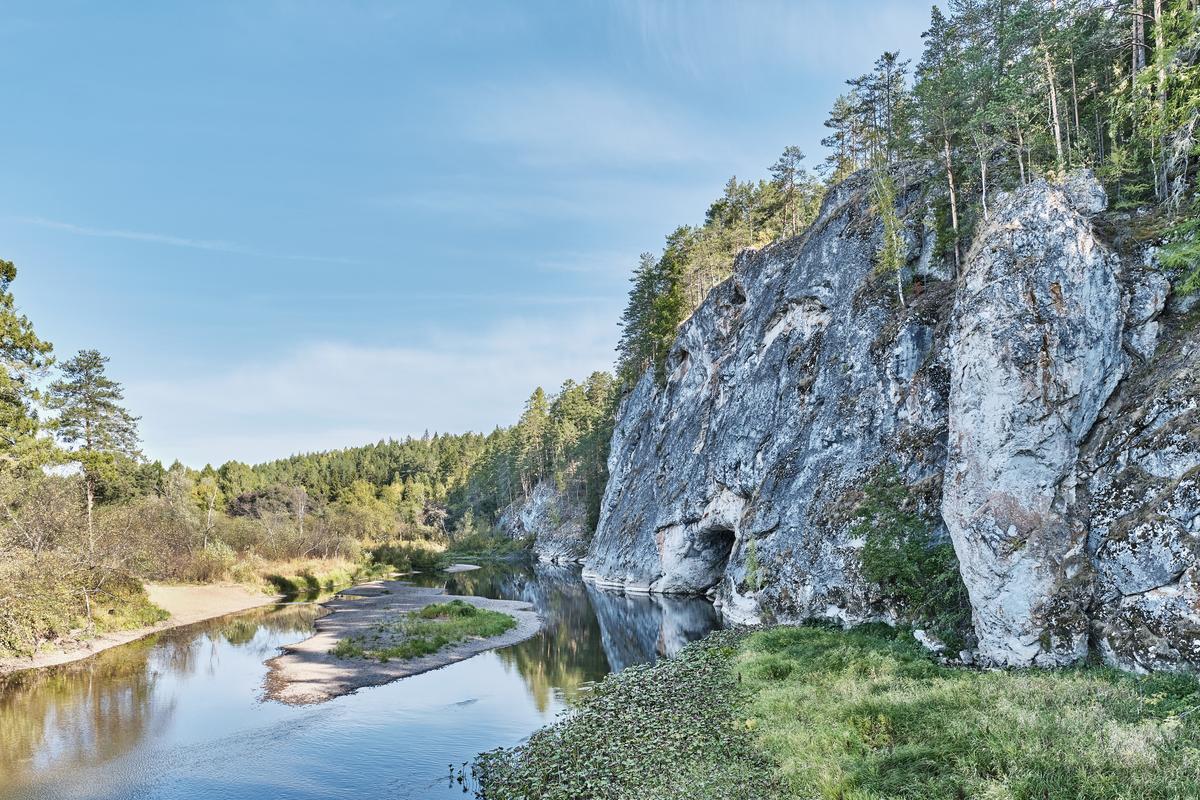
[455,80,721,168]
[126,313,619,467]
[13,216,357,264]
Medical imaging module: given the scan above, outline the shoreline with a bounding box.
[0,583,283,676]
[263,577,542,705]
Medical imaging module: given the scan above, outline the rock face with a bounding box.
[498,481,590,563]
[941,179,1127,667]
[585,167,1200,673]
[1084,321,1200,673]
[584,167,951,626]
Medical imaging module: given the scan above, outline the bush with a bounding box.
[330,600,516,663]
[0,553,78,657]
[185,541,237,582]
[371,541,445,573]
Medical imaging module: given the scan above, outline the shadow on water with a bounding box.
[0,561,719,800]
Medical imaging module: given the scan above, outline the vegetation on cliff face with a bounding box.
[472,625,1200,800]
[616,0,1200,387]
[852,466,972,650]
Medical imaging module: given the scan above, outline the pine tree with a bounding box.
[48,349,141,550]
[0,260,55,472]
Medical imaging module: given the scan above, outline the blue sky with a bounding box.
[0,1,930,467]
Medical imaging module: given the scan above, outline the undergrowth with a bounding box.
[740,625,1200,799]
[466,629,779,800]
[466,624,1200,800]
[853,464,971,651]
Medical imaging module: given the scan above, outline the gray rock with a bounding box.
[1084,317,1200,672]
[942,175,1127,667]
[584,166,950,628]
[498,481,590,563]
[585,167,1199,675]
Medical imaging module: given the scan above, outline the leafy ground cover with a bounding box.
[330,599,515,662]
[466,629,779,800]
[469,625,1200,800]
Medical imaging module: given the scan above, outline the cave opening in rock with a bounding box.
[691,526,736,591]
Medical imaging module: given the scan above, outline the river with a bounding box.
[0,562,721,800]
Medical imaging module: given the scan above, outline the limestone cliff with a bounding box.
[498,481,590,564]
[584,167,1200,673]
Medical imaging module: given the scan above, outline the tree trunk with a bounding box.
[979,144,990,221]
[1154,0,1168,202]
[942,132,962,276]
[1016,125,1028,184]
[1042,37,1066,172]
[85,475,95,558]
[1070,52,1081,138]
[1133,0,1146,75]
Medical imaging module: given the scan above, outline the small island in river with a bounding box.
[263,577,541,705]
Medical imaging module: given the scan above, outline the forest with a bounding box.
[3,0,1197,659]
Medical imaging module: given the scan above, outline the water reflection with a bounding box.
[0,603,322,797]
[417,562,722,709]
[1,562,718,800]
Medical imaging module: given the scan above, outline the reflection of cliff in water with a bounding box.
[0,602,320,791]
[418,562,721,710]
[584,584,723,673]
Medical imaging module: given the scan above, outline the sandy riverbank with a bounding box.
[263,578,541,705]
[0,583,282,676]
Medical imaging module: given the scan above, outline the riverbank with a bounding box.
[263,577,541,705]
[0,583,282,676]
[470,625,1200,800]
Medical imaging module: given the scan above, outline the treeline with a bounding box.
[617,0,1200,386]
[0,254,614,655]
[452,372,615,531]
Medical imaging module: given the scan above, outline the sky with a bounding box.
[0,0,930,467]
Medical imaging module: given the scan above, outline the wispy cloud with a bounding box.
[13,216,359,264]
[126,314,618,467]
[617,0,930,81]
[455,80,722,169]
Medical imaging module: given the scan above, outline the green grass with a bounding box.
[468,625,1200,800]
[741,625,1200,800]
[330,600,516,662]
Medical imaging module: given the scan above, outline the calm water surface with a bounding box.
[0,562,720,800]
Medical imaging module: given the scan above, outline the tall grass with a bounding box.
[739,625,1200,799]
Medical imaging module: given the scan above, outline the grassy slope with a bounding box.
[473,626,1200,800]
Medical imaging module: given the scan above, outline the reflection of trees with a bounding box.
[0,602,324,793]
[214,604,318,647]
[493,564,610,711]
[410,562,722,712]
[0,636,168,790]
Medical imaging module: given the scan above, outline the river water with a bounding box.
[0,562,721,800]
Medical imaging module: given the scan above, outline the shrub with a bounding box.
[185,540,238,582]
[852,464,971,649]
